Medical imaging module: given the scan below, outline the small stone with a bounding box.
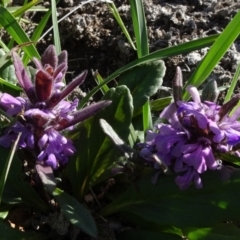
[186,52,202,66]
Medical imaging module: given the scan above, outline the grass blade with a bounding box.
[107,2,136,50]
[142,98,152,130]
[23,8,52,64]
[92,70,109,94]
[183,11,240,100]
[79,34,219,108]
[51,0,61,53]
[0,133,21,205]
[11,0,42,18]
[129,0,150,130]
[129,0,148,57]
[0,7,40,59]
[224,63,240,103]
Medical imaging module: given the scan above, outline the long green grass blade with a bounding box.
[11,0,42,18]
[224,63,240,103]
[129,0,148,57]
[108,2,136,50]
[51,0,61,54]
[8,5,47,14]
[183,11,240,100]
[23,8,52,64]
[92,70,109,94]
[0,133,21,205]
[79,34,219,108]
[142,98,152,130]
[0,7,40,59]
[129,0,150,130]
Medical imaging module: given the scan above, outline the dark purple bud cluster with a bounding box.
[0,46,111,169]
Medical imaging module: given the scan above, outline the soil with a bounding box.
[42,0,240,97]
[2,0,240,239]
[3,0,240,99]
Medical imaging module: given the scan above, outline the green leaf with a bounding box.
[224,62,240,103]
[0,63,18,84]
[0,133,21,205]
[118,60,166,111]
[184,224,240,240]
[201,79,219,102]
[100,170,240,229]
[66,86,133,200]
[53,188,97,238]
[183,11,240,100]
[0,7,40,59]
[218,153,240,167]
[150,97,172,112]
[35,164,56,194]
[0,77,22,96]
[142,99,152,130]
[0,48,25,94]
[0,146,49,212]
[117,229,182,240]
[0,220,47,240]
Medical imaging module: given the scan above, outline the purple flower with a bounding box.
[140,68,240,189]
[0,45,111,169]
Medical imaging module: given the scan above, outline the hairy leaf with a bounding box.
[118,60,165,112]
[66,86,133,200]
[101,170,240,229]
[53,188,97,238]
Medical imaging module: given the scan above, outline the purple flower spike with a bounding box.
[140,67,240,189]
[0,45,111,169]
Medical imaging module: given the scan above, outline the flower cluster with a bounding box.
[0,46,111,169]
[140,80,240,189]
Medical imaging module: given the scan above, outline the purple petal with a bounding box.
[173,66,183,103]
[186,85,201,104]
[53,63,67,82]
[181,144,207,173]
[209,121,224,143]
[58,70,87,101]
[57,100,111,130]
[0,134,17,147]
[175,168,202,190]
[58,50,67,65]
[41,45,57,69]
[0,93,24,115]
[45,153,58,169]
[32,58,43,70]
[38,133,49,149]
[24,108,53,126]
[35,70,53,101]
[12,52,35,103]
[202,146,218,170]
[160,103,179,126]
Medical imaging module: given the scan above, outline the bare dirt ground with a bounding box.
[42,0,240,99]
[5,0,240,100]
